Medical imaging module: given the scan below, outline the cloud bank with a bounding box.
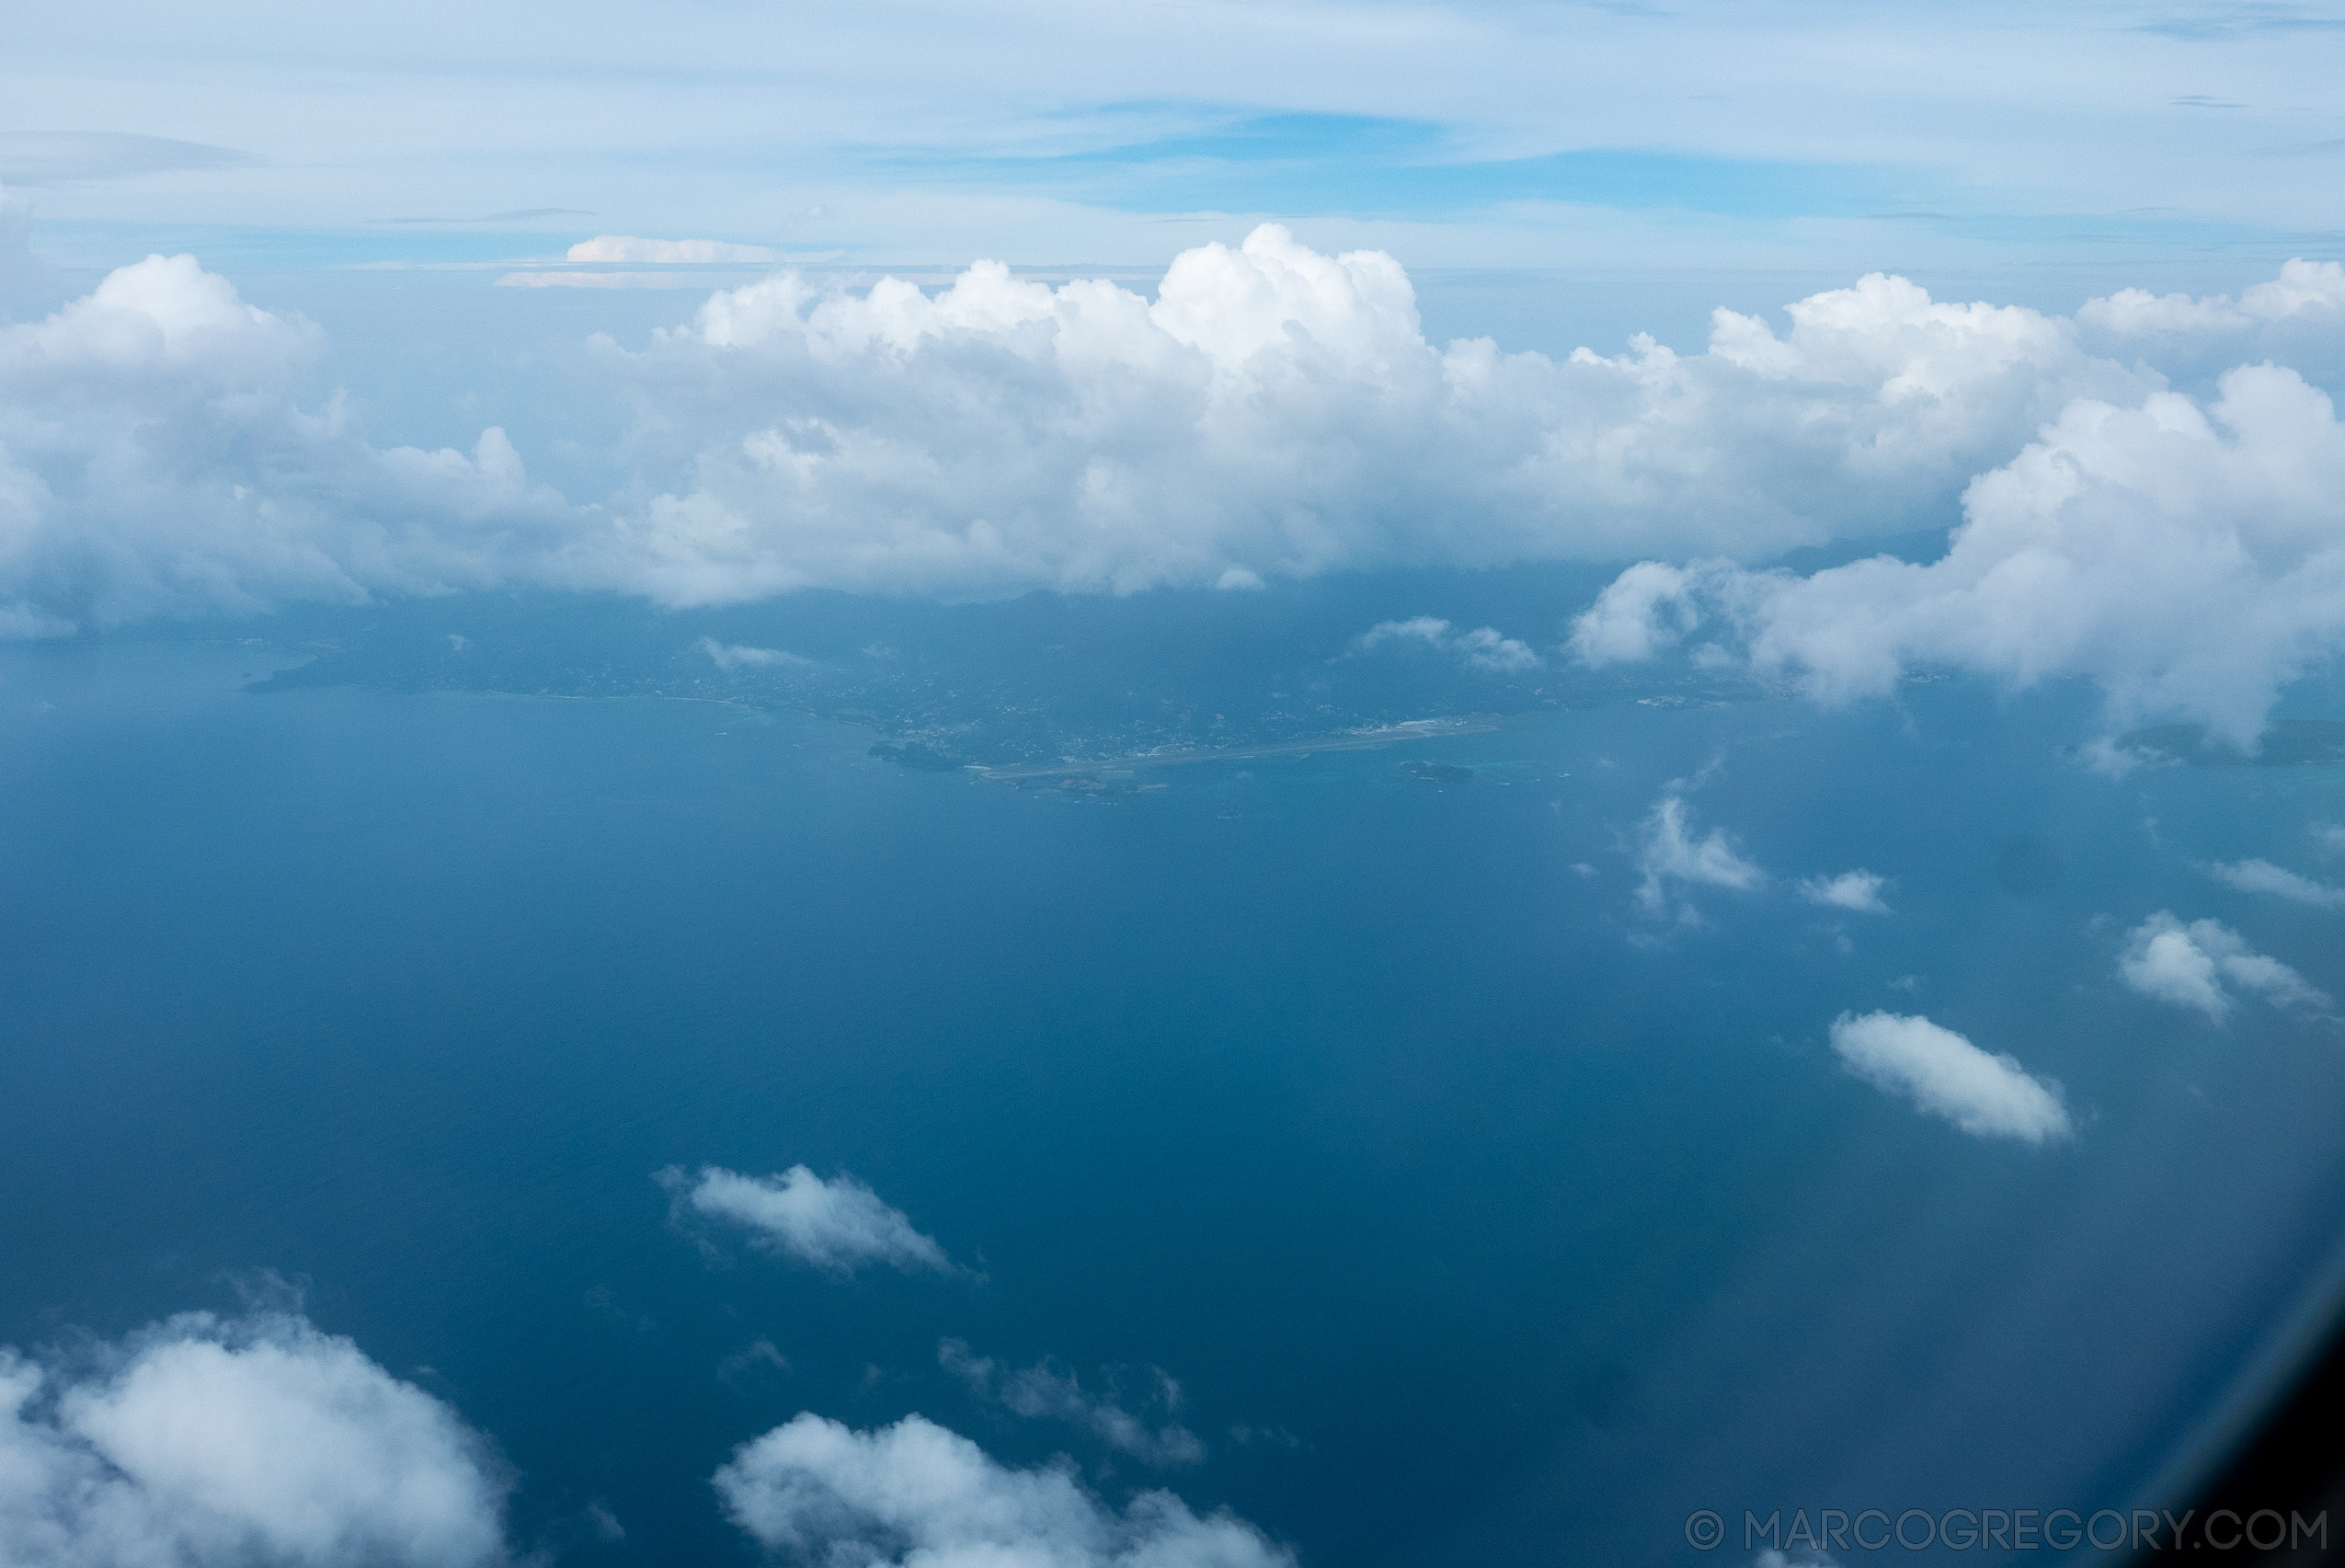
[0,1310,506,1567]
[714,1413,1288,1568]
[667,1164,953,1275]
[597,240,2152,605]
[2116,913,2330,1024]
[6,203,2344,736]
[940,1341,1205,1469]
[1828,1011,2071,1144]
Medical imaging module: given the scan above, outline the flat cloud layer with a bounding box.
[566,236,776,264]
[1829,1011,2072,1144]
[5,204,2345,735]
[2116,913,2330,1024]
[669,1164,953,1275]
[714,1412,1289,1568]
[0,1311,506,1567]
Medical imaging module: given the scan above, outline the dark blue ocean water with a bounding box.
[4,635,2344,1565]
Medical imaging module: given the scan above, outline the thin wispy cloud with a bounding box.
[2204,858,2345,907]
[940,1341,1205,1468]
[566,236,778,264]
[698,637,813,671]
[0,132,256,185]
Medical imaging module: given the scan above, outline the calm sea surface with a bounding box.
[4,637,2343,1564]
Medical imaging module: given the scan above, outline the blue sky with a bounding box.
[4,0,2341,288]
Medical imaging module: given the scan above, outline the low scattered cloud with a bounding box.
[717,1339,792,1389]
[2116,912,2330,1023]
[940,1341,1204,1468]
[1799,869,1893,913]
[713,1413,1290,1568]
[697,636,812,671]
[2204,857,2345,907]
[1355,616,1541,673]
[0,1310,507,1566]
[662,1164,953,1275]
[1634,790,1765,924]
[1829,1011,2072,1143]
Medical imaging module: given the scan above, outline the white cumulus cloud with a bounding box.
[0,1310,506,1567]
[2204,858,2345,908]
[1572,361,2345,745]
[10,203,2345,757]
[713,1413,1289,1568]
[0,251,571,634]
[1798,870,1893,913]
[665,1164,953,1275]
[1829,1011,2071,1144]
[590,238,2144,605]
[2116,912,2330,1024]
[2077,259,2345,337]
[939,1341,1204,1469]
